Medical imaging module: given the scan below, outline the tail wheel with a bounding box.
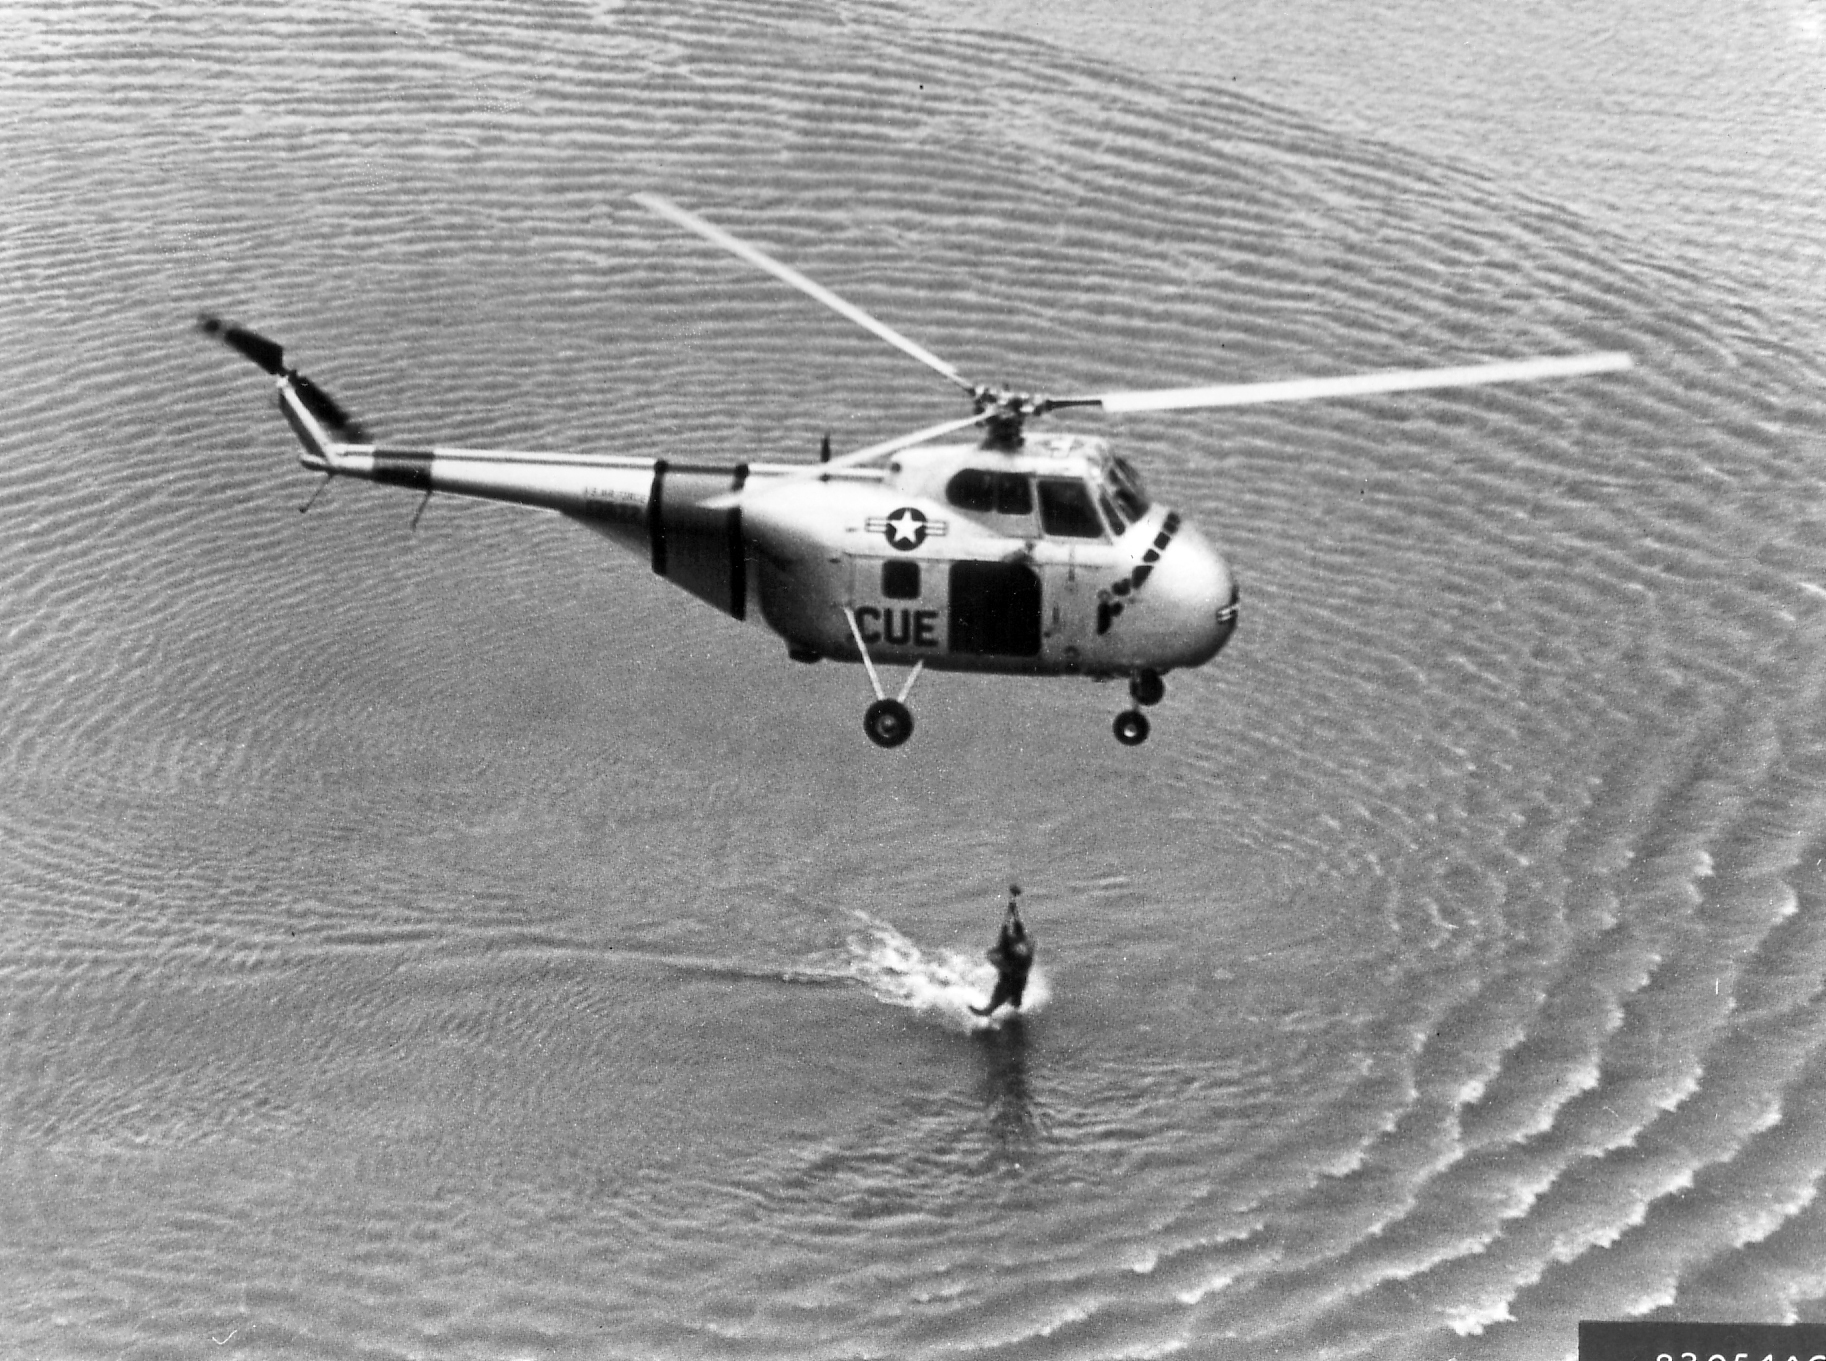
[1129,669,1165,707]
[1113,709,1150,745]
[864,698,914,748]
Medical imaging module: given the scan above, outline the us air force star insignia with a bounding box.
[866,510,946,548]
[883,507,927,551]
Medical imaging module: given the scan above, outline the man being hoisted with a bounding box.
[971,884,1035,1017]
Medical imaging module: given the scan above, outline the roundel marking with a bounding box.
[883,506,928,551]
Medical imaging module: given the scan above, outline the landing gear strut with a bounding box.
[1112,669,1163,745]
[847,608,923,749]
[1129,668,1165,707]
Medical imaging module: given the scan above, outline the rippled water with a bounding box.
[5,3,1826,1358]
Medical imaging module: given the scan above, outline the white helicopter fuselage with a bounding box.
[319,414,1237,682]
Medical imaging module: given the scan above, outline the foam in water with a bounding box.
[841,911,1049,1031]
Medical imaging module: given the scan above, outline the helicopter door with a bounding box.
[848,555,941,657]
[948,561,1041,658]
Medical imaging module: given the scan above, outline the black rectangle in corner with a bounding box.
[1581,1320,1826,1361]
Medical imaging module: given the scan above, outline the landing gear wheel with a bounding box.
[864,698,914,748]
[1129,669,1165,707]
[1113,709,1150,746]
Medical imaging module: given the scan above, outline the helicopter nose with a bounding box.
[1148,515,1238,668]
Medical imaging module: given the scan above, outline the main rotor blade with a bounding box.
[705,413,987,509]
[634,193,973,392]
[1059,350,1633,414]
[823,412,988,472]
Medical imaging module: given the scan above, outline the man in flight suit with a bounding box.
[971,885,1035,1017]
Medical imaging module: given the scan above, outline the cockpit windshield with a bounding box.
[1098,490,1126,536]
[1036,478,1104,538]
[1105,456,1151,522]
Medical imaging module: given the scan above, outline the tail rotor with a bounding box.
[197,314,371,443]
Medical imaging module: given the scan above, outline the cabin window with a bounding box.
[881,559,920,599]
[947,468,1032,516]
[1107,456,1151,521]
[947,469,994,512]
[1037,478,1105,538]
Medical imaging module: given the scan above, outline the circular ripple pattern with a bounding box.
[5,2,1826,1358]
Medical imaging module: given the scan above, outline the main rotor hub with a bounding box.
[971,386,1050,450]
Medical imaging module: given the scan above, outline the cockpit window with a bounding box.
[1107,456,1151,522]
[1098,491,1127,535]
[1037,478,1105,538]
[946,468,1033,516]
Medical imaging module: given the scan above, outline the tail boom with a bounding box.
[211,323,866,624]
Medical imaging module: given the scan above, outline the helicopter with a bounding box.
[201,194,1631,748]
